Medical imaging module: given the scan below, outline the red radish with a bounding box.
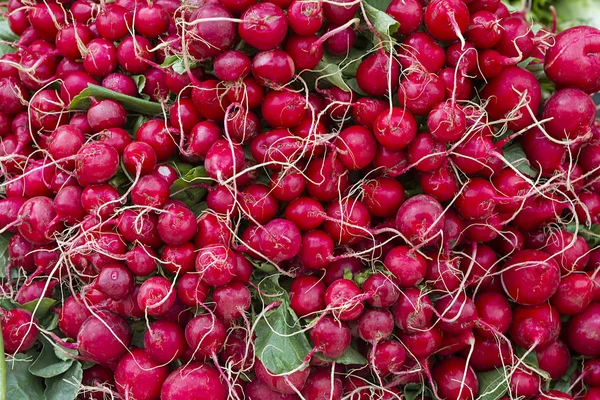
[510,303,561,349]
[567,302,600,356]
[386,0,423,36]
[310,314,351,358]
[396,194,445,245]
[78,310,131,365]
[542,88,596,140]
[1,308,39,354]
[431,357,479,400]
[239,3,288,51]
[115,348,170,399]
[501,250,560,306]
[255,358,310,395]
[372,107,418,151]
[161,363,228,400]
[544,26,600,93]
[185,313,226,356]
[137,276,177,316]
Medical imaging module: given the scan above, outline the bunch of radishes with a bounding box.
[1,0,600,398]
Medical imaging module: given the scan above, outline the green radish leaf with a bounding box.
[53,345,79,363]
[250,260,277,274]
[363,0,392,12]
[44,361,83,400]
[403,383,425,400]
[477,368,509,400]
[0,19,18,56]
[189,201,209,216]
[21,298,57,319]
[161,55,197,75]
[254,300,312,374]
[315,54,350,92]
[0,232,13,279]
[0,297,19,310]
[169,166,211,207]
[502,141,539,178]
[69,84,163,115]
[362,3,399,49]
[29,337,73,378]
[566,222,600,249]
[131,75,146,94]
[315,345,367,365]
[6,353,46,400]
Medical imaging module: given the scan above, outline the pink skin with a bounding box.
[115,349,169,399]
[1,308,39,354]
[384,246,426,288]
[212,282,251,321]
[323,198,371,246]
[302,369,343,400]
[7,234,36,273]
[353,98,387,130]
[81,184,120,219]
[324,279,365,321]
[270,171,306,202]
[29,90,68,132]
[481,66,542,131]
[97,128,132,155]
[542,88,596,140]
[362,177,405,218]
[521,127,566,175]
[324,23,356,56]
[363,273,399,308]
[298,230,334,270]
[501,249,561,306]
[58,296,91,340]
[304,155,348,201]
[95,263,134,300]
[431,357,479,400]
[0,197,27,233]
[240,184,279,224]
[584,359,600,387]
[0,78,30,115]
[386,0,423,35]
[75,142,120,186]
[134,4,170,38]
[567,302,600,357]
[78,310,131,365]
[261,91,305,128]
[372,107,418,151]
[258,218,302,263]
[17,196,62,246]
[454,178,498,221]
[60,71,98,103]
[192,79,232,121]
[177,273,210,308]
[161,243,195,274]
[195,244,235,286]
[356,51,400,97]
[357,309,394,342]
[187,3,235,59]
[83,39,118,77]
[510,368,541,398]
[336,125,378,170]
[474,291,512,339]
[424,0,470,42]
[284,34,324,71]
[395,194,445,245]
[225,107,261,145]
[399,325,442,359]
[56,23,93,60]
[157,202,197,246]
[255,358,310,395]
[494,16,535,59]
[288,0,323,36]
[466,11,502,48]
[161,363,228,400]
[408,132,446,172]
[536,340,571,380]
[204,140,245,181]
[130,174,170,208]
[322,0,357,24]
[185,313,226,357]
[144,320,186,364]
[47,125,86,170]
[463,336,511,372]
[310,314,352,358]
[137,276,177,317]
[398,71,445,116]
[96,4,132,41]
[245,379,298,399]
[117,210,162,247]
[239,3,288,51]
[135,120,177,162]
[437,330,474,356]
[434,293,478,334]
[551,274,594,315]
[544,26,600,93]
[426,253,462,292]
[194,213,232,248]
[510,303,561,349]
[284,197,325,231]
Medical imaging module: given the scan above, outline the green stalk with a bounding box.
[0,320,6,400]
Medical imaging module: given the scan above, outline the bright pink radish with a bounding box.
[78,310,131,364]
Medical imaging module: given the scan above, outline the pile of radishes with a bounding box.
[1,0,600,398]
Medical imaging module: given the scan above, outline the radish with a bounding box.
[114,348,170,400]
[396,194,445,245]
[386,0,423,36]
[78,310,131,365]
[542,88,596,140]
[481,66,542,131]
[310,314,351,358]
[1,308,39,354]
[239,3,288,51]
[567,302,600,357]
[544,26,600,93]
[501,250,560,306]
[431,357,479,400]
[161,363,228,400]
[424,0,470,42]
[255,358,310,395]
[510,303,561,349]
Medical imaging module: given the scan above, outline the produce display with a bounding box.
[1,0,600,398]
